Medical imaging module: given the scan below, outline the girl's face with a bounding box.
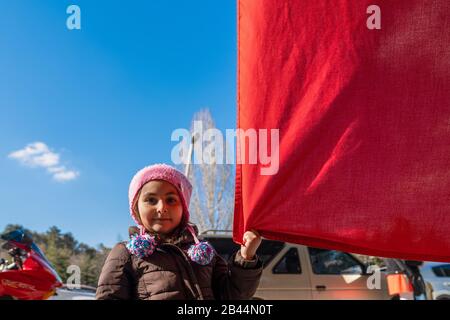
[136,180,183,235]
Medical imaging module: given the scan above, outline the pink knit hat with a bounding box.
[128,164,192,231]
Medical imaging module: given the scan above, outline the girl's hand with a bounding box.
[240,230,262,260]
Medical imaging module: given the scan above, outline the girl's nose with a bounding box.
[156,200,168,214]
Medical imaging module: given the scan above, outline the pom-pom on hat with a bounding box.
[128,164,192,231]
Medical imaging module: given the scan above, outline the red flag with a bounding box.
[234,0,450,262]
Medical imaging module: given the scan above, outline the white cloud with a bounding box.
[8,142,80,182]
[47,166,66,173]
[8,142,57,167]
[53,170,80,182]
[33,152,60,167]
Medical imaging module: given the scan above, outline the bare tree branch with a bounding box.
[186,109,235,232]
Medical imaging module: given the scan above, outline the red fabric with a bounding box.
[234,0,450,262]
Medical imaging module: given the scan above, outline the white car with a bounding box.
[49,285,96,300]
[420,262,450,300]
[201,231,393,300]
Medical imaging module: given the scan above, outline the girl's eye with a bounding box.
[166,197,178,205]
[147,197,158,205]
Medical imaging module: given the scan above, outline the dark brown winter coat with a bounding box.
[96,226,263,300]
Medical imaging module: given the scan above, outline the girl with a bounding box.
[96,164,263,300]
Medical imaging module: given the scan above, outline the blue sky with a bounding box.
[0,1,237,248]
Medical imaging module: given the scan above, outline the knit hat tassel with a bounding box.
[126,227,157,258]
[186,225,215,265]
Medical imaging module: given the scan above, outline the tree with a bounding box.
[70,244,107,286]
[184,109,235,233]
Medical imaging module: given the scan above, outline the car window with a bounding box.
[256,239,285,267]
[432,264,450,277]
[202,236,284,268]
[204,237,240,262]
[308,247,363,275]
[273,248,302,274]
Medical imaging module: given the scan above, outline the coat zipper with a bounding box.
[162,243,205,300]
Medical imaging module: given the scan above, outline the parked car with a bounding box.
[420,262,450,300]
[200,231,393,300]
[383,259,430,300]
[49,285,96,300]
